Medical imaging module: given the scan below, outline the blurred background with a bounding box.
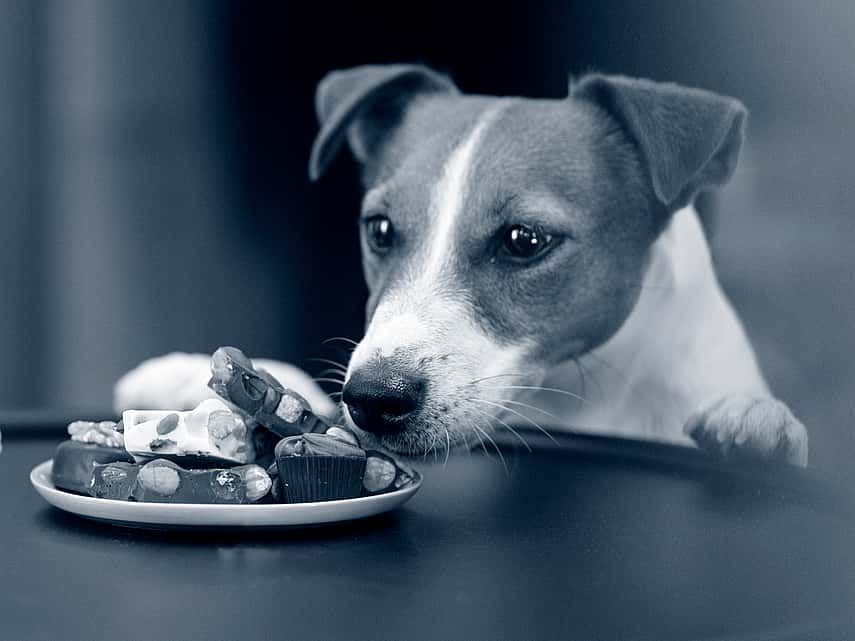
[1,0,853,480]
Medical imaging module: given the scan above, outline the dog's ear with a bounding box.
[309,64,458,181]
[572,74,747,210]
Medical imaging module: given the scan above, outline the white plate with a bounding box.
[30,460,421,529]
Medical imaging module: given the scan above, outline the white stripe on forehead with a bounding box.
[420,102,508,281]
[349,103,509,372]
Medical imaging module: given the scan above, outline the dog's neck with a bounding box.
[537,206,769,443]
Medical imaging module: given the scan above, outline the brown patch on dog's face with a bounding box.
[344,95,662,456]
[455,98,661,364]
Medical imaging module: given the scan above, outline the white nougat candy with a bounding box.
[122,398,254,465]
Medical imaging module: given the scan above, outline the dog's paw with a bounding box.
[114,352,336,419]
[683,395,808,467]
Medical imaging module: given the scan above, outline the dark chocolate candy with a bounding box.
[128,459,271,503]
[52,440,134,495]
[207,346,326,438]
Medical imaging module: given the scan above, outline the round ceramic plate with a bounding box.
[30,460,421,529]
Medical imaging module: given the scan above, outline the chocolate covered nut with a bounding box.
[240,466,272,502]
[363,451,398,494]
[90,462,139,500]
[138,460,181,495]
[52,440,134,495]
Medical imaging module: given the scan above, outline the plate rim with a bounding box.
[30,459,422,528]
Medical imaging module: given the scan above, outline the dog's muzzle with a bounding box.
[342,358,426,435]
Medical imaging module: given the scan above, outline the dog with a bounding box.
[115,64,808,467]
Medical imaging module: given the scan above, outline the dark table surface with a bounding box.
[2,415,855,641]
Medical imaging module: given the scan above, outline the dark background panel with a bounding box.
[0,0,853,480]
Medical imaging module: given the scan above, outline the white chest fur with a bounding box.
[537,206,769,445]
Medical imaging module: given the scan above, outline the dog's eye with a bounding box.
[502,224,553,261]
[364,215,395,254]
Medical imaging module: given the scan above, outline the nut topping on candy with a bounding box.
[156,413,180,435]
[67,420,124,448]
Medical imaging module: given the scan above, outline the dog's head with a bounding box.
[310,64,746,456]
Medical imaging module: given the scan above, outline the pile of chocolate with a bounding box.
[51,347,414,504]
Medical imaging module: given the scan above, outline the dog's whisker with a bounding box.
[316,368,348,379]
[429,430,439,464]
[443,426,452,469]
[468,404,532,452]
[468,418,490,458]
[473,398,561,447]
[465,373,527,386]
[307,357,350,370]
[572,357,588,401]
[321,336,360,347]
[312,377,346,386]
[493,398,562,422]
[328,391,343,398]
[471,421,509,475]
[479,384,589,404]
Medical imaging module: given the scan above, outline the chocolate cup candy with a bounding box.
[276,456,366,503]
[274,434,366,503]
[52,440,134,495]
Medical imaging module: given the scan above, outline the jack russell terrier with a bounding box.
[115,64,808,467]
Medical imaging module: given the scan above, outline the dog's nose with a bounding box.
[342,363,425,435]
